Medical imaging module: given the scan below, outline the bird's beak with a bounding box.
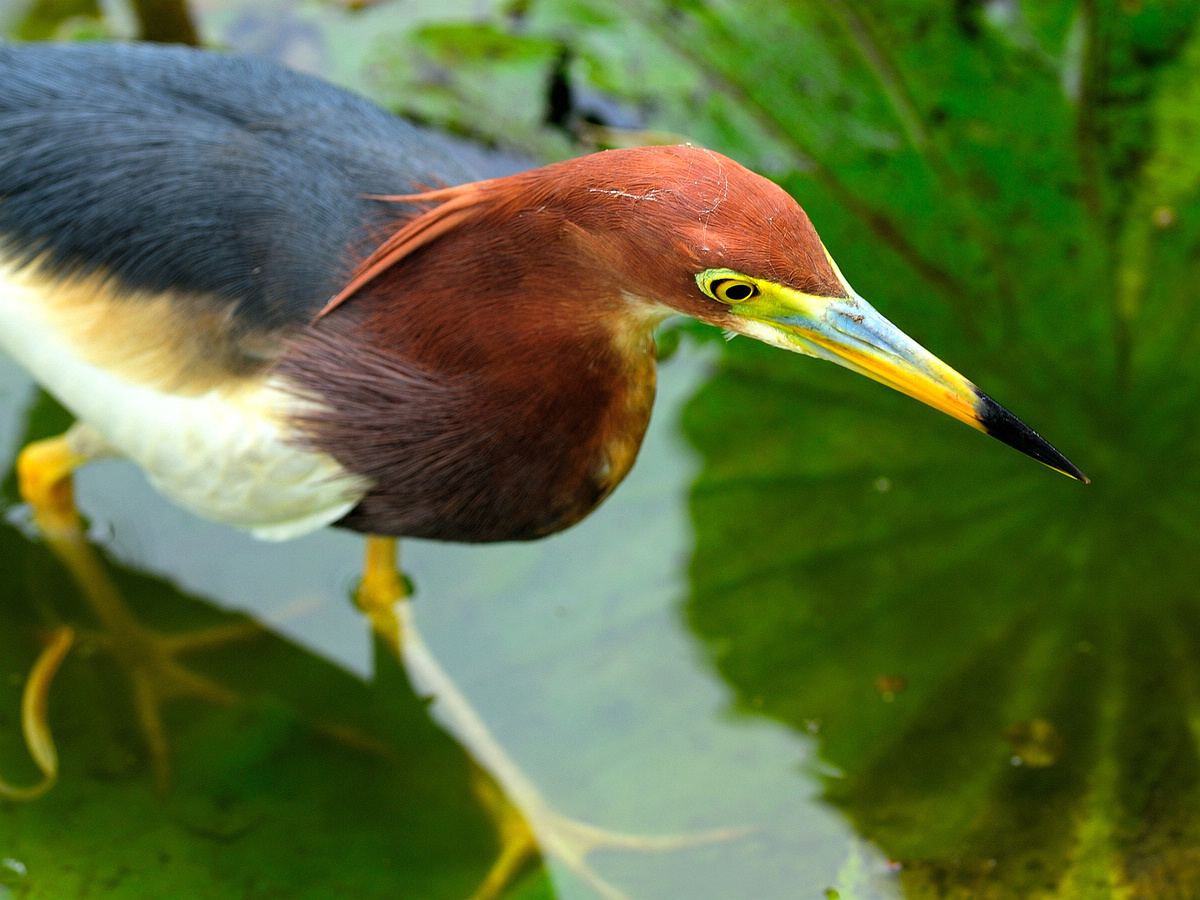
[725,259,1089,482]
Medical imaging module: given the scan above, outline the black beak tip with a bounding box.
[976,390,1089,483]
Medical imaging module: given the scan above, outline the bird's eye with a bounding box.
[710,279,758,304]
[696,269,762,304]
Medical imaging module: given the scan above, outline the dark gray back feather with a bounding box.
[0,41,483,333]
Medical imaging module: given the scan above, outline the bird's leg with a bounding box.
[353,535,408,657]
[16,423,99,541]
[358,566,751,900]
[15,425,261,794]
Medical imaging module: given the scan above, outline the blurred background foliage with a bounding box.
[5,0,1200,897]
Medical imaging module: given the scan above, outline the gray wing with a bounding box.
[0,41,484,350]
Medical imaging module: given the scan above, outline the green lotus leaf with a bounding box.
[659,1,1200,897]
[0,514,527,899]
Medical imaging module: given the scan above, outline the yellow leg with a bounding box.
[358,551,751,900]
[354,539,541,899]
[14,429,260,795]
[16,429,90,541]
[353,535,408,658]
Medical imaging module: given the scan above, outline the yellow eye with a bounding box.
[696,268,761,304]
[710,278,758,304]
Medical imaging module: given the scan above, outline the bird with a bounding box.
[0,40,1085,792]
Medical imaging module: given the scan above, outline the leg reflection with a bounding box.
[357,537,752,900]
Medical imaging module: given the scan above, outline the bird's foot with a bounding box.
[467,765,751,900]
[358,563,754,900]
[11,542,261,795]
[87,610,261,794]
[15,431,262,795]
[0,627,75,801]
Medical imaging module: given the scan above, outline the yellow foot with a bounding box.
[92,614,261,793]
[0,627,74,801]
[467,763,750,900]
[35,546,260,795]
[16,428,262,795]
[364,582,753,900]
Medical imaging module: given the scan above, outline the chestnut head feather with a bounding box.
[320,144,844,329]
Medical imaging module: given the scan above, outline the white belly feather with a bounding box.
[0,262,369,541]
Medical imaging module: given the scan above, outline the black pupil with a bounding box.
[721,282,754,301]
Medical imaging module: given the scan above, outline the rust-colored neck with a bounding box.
[279,208,661,541]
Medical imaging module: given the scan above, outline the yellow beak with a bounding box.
[728,274,1088,483]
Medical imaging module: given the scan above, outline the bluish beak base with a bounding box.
[975,389,1090,483]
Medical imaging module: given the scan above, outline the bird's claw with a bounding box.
[0,626,74,801]
[469,763,752,900]
[2,610,260,799]
[382,594,754,900]
[89,617,260,793]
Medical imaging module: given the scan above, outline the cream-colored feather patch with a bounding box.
[0,254,279,394]
[0,254,369,540]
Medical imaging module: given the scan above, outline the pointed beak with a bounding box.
[732,278,1089,483]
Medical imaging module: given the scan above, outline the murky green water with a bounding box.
[6,1,1200,898]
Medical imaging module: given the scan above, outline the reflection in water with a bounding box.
[393,598,751,900]
[0,339,895,899]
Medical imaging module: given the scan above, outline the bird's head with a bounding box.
[325,145,1086,482]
